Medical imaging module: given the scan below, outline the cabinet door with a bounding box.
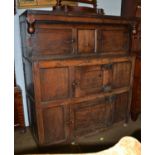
[42,105,69,144]
[98,26,130,54]
[39,67,69,102]
[112,61,132,89]
[70,96,114,137]
[74,64,112,97]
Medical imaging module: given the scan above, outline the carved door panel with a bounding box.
[39,67,69,102]
[98,26,130,54]
[32,28,73,55]
[78,29,96,54]
[70,96,115,138]
[112,61,132,89]
[73,64,113,97]
[113,92,129,123]
[42,105,69,144]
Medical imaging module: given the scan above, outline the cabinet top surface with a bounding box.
[21,10,139,24]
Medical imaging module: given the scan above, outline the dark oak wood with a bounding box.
[20,9,136,145]
[70,96,114,138]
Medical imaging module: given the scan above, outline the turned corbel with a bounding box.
[26,15,36,34]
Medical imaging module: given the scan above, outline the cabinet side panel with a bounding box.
[23,58,34,98]
[27,97,38,141]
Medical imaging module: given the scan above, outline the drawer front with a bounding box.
[70,96,115,137]
[98,26,130,54]
[39,67,70,102]
[31,28,73,55]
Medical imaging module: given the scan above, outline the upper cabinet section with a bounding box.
[18,0,77,8]
[20,10,135,58]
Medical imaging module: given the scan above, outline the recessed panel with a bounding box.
[33,28,73,55]
[98,26,129,54]
[112,62,131,88]
[43,106,66,144]
[114,92,128,122]
[78,29,95,53]
[40,67,69,102]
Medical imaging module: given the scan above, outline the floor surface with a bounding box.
[14,116,141,154]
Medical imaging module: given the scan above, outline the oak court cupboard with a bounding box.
[20,0,138,145]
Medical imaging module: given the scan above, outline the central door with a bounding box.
[73,64,113,97]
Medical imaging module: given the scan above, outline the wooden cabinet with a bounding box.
[20,9,136,145]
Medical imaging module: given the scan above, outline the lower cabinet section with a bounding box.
[34,91,130,145]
